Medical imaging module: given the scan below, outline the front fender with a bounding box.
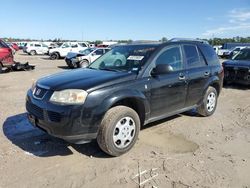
[87,89,150,126]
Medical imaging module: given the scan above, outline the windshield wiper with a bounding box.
[88,67,97,70]
[99,68,120,72]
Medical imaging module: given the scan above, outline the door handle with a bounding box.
[204,72,210,77]
[179,75,186,81]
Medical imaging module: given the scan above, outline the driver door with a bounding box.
[149,45,188,118]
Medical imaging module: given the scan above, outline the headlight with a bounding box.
[76,56,83,61]
[50,89,88,105]
[31,80,37,92]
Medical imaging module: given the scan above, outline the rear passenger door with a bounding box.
[183,44,210,107]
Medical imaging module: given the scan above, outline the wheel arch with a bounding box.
[205,76,222,96]
[95,90,150,127]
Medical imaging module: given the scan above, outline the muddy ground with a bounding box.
[0,52,249,188]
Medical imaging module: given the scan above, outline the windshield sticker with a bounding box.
[127,56,144,61]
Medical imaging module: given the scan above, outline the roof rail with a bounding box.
[169,38,209,44]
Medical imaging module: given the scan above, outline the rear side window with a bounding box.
[183,45,203,68]
[104,49,110,53]
[35,44,41,47]
[95,49,104,55]
[199,45,220,65]
[79,43,87,47]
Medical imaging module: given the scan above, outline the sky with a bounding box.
[1,0,250,41]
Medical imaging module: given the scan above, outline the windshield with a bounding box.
[88,45,158,72]
[232,49,250,60]
[79,48,95,55]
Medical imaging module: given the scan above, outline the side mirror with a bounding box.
[151,64,173,76]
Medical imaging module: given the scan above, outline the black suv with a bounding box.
[26,40,223,156]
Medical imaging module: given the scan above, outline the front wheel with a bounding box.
[97,106,140,156]
[197,86,218,117]
[78,59,89,68]
[50,52,60,60]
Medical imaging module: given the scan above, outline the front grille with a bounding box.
[47,111,61,122]
[225,66,249,80]
[26,101,44,120]
[33,86,47,99]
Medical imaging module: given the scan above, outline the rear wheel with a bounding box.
[30,50,36,56]
[50,52,60,60]
[97,106,140,156]
[197,86,218,117]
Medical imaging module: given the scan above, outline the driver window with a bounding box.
[155,46,183,71]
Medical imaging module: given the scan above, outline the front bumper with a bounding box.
[65,57,79,67]
[224,66,250,85]
[26,89,98,144]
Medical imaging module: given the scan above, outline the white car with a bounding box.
[65,48,110,68]
[49,42,89,60]
[223,46,247,58]
[23,42,49,55]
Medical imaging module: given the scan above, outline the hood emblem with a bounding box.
[35,88,41,95]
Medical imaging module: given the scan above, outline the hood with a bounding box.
[66,52,86,59]
[66,52,79,59]
[223,60,250,67]
[37,68,136,92]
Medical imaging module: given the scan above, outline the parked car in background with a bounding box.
[26,40,223,156]
[23,42,49,55]
[11,43,19,51]
[217,48,230,58]
[5,42,17,54]
[16,42,27,49]
[213,45,222,55]
[223,46,246,59]
[218,43,250,58]
[96,44,109,48]
[0,39,14,72]
[65,48,110,68]
[223,48,250,85]
[49,42,89,60]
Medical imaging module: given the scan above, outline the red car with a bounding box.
[0,39,14,72]
[11,43,19,51]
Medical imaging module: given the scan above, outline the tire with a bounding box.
[0,63,3,73]
[197,86,218,117]
[30,50,36,56]
[78,59,89,68]
[50,52,60,60]
[114,59,122,66]
[97,106,140,156]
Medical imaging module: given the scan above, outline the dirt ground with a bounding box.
[0,52,249,188]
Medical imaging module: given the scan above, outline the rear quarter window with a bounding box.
[199,45,220,65]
